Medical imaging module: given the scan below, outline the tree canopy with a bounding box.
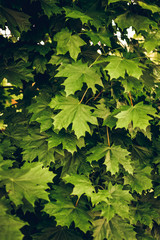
[0,0,160,239]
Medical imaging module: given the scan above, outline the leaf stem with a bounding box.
[79,88,88,104]
[129,92,133,106]
[75,198,79,207]
[94,89,103,101]
[89,54,101,68]
[106,126,110,147]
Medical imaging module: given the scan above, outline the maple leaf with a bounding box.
[59,152,92,178]
[87,30,111,47]
[104,56,143,79]
[108,0,128,4]
[63,173,95,199]
[33,55,47,74]
[91,182,132,221]
[0,61,33,86]
[0,198,25,240]
[124,165,152,193]
[55,61,103,96]
[93,216,136,240]
[44,197,92,232]
[0,6,31,37]
[21,129,62,166]
[64,7,92,24]
[47,131,85,154]
[115,102,157,131]
[0,162,55,206]
[115,12,157,32]
[138,1,160,14]
[132,202,159,227]
[40,0,61,17]
[32,225,83,240]
[93,99,111,121]
[54,28,86,61]
[143,31,160,52]
[28,94,53,132]
[87,144,133,174]
[0,214,25,240]
[49,95,98,138]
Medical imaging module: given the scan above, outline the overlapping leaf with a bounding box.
[44,187,92,233]
[104,56,143,79]
[63,173,95,199]
[0,162,54,206]
[115,12,157,32]
[28,94,53,132]
[0,61,33,86]
[54,28,86,61]
[0,198,25,240]
[0,6,31,37]
[49,95,98,138]
[47,131,85,154]
[55,61,103,95]
[87,144,133,174]
[93,215,136,240]
[91,182,132,221]
[115,102,157,131]
[124,165,152,193]
[64,7,92,24]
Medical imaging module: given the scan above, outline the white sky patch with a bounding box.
[0,26,11,38]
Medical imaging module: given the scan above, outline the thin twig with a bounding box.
[106,126,110,147]
[89,54,101,68]
[129,92,133,106]
[75,198,79,207]
[94,89,104,101]
[79,88,88,104]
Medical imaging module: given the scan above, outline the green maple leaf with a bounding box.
[0,214,25,240]
[49,95,98,138]
[87,30,111,47]
[0,198,25,240]
[93,99,111,125]
[108,0,128,4]
[55,61,103,95]
[132,202,159,227]
[0,6,31,37]
[54,28,86,61]
[40,0,61,17]
[59,152,92,178]
[115,102,157,131]
[33,55,47,74]
[87,144,133,174]
[93,216,136,240]
[32,226,83,240]
[144,31,160,52]
[28,94,53,132]
[91,183,132,221]
[115,12,157,32]
[0,61,33,86]
[138,1,160,14]
[44,198,92,233]
[124,166,152,193]
[63,173,95,199]
[104,56,143,79]
[64,7,92,24]
[47,131,85,154]
[122,77,143,93]
[0,162,54,206]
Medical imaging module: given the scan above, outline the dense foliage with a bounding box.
[0,0,160,239]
